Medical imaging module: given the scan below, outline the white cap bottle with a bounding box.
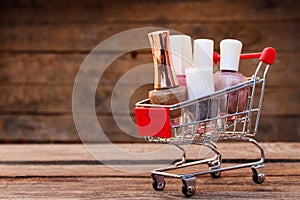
[186,39,215,100]
[194,39,214,70]
[170,35,193,86]
[220,39,242,71]
[214,39,248,114]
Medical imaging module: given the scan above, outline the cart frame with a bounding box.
[134,47,276,197]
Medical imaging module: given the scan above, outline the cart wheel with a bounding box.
[252,172,265,184]
[152,177,165,191]
[182,182,196,198]
[181,175,196,198]
[210,171,221,178]
[208,161,221,178]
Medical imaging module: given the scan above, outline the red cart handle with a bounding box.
[213,47,276,65]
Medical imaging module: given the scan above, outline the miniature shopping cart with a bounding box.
[134,47,276,197]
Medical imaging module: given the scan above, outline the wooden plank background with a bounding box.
[0,0,299,142]
[0,143,299,199]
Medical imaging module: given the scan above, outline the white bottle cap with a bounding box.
[220,39,242,71]
[194,39,214,70]
[170,35,193,75]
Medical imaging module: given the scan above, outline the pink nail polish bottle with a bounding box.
[214,39,248,114]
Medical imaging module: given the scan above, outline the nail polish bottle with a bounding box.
[214,39,248,114]
[185,39,216,121]
[169,35,193,86]
[148,30,187,119]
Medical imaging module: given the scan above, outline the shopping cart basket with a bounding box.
[134,47,276,197]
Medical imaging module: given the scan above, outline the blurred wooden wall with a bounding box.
[0,0,299,143]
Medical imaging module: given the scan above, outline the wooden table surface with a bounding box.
[0,143,299,199]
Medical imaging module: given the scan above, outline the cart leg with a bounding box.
[203,142,222,178]
[251,164,265,184]
[152,174,166,191]
[182,175,196,197]
[239,137,265,163]
[173,143,186,166]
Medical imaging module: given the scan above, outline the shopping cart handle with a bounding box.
[259,47,276,65]
[213,47,276,65]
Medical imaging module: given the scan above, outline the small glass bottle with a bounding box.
[187,39,216,133]
[214,39,248,115]
[169,35,193,86]
[148,30,187,120]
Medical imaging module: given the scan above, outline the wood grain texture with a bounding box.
[0,52,298,87]
[0,0,299,196]
[1,0,298,22]
[0,22,298,52]
[0,0,299,143]
[0,176,299,199]
[0,143,299,178]
[0,85,298,115]
[0,163,299,178]
[0,144,299,199]
[0,143,299,162]
[0,115,299,142]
